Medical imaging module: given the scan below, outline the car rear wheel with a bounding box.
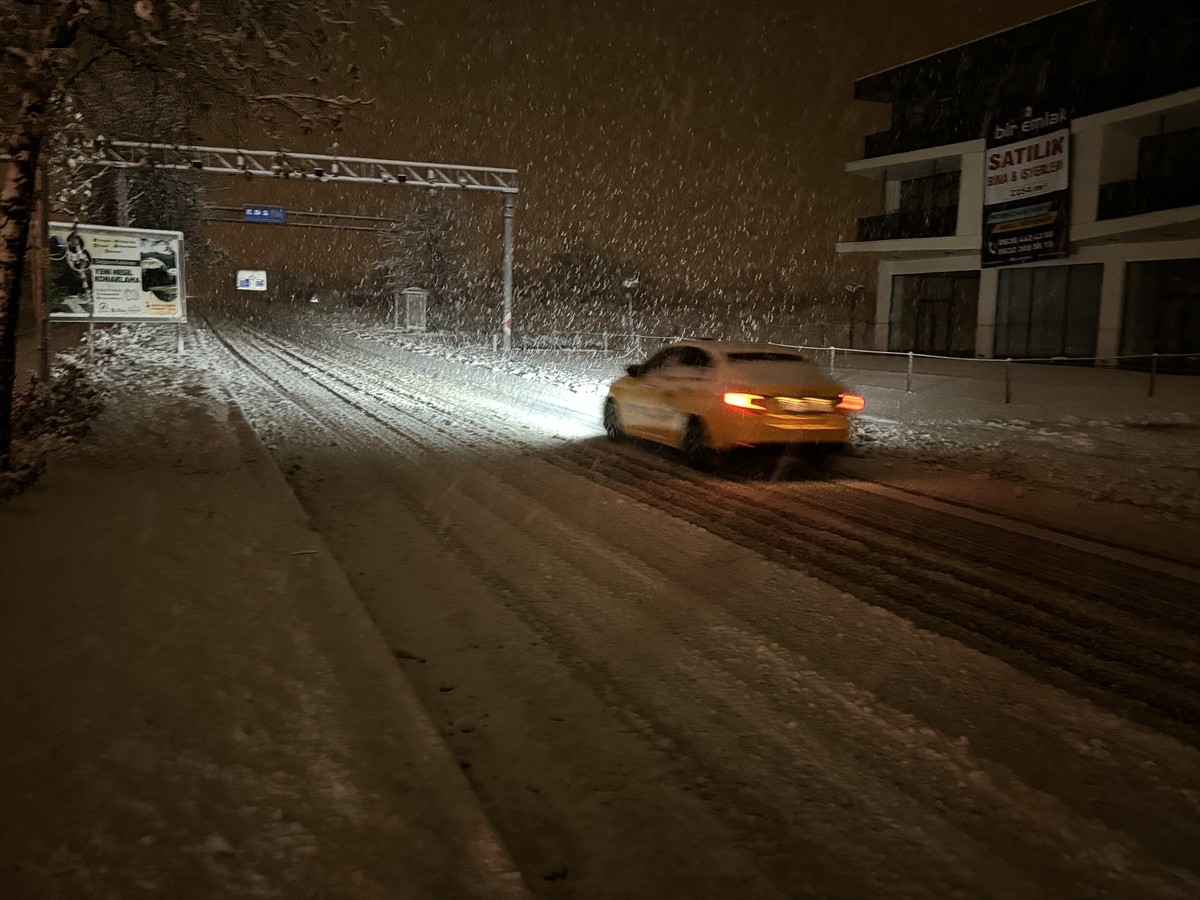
[801,442,843,468]
[603,398,624,441]
[682,418,715,470]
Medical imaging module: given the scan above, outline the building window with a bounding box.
[899,171,960,213]
[1138,126,1200,180]
[995,264,1102,360]
[1098,127,1200,219]
[888,272,979,356]
[1121,259,1200,373]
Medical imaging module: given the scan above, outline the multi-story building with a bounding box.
[837,0,1199,371]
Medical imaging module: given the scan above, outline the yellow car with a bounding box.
[603,340,864,468]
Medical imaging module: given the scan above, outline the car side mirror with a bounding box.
[626,364,643,377]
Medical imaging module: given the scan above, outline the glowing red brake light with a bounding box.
[724,392,767,411]
[836,392,865,412]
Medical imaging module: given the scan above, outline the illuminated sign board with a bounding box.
[236,270,268,291]
[243,205,285,224]
[48,222,186,323]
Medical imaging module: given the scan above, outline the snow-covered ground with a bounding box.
[6,318,1198,900]
[315,314,1200,527]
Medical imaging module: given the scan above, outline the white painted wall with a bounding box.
[1071,127,1103,225]
[975,268,998,358]
[1096,122,1141,187]
[957,150,983,237]
[884,178,900,213]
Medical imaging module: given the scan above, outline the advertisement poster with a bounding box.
[48,222,186,322]
[981,105,1071,268]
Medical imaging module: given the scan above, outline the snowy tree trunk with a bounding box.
[0,128,44,471]
[0,0,83,470]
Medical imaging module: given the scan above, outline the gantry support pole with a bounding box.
[502,194,515,353]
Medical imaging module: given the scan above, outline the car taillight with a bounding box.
[724,392,767,411]
[836,392,865,412]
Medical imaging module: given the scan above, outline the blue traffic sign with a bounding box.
[243,205,286,224]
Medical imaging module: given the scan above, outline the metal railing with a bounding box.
[854,206,958,242]
[354,308,1198,403]
[766,342,1199,401]
[1097,174,1200,220]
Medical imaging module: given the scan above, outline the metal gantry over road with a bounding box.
[93,139,520,350]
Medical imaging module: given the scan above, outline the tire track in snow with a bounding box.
[202,317,1200,898]
[217,318,1200,743]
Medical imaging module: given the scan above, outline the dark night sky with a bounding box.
[198,0,1078,304]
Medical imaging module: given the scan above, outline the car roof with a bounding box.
[665,340,805,357]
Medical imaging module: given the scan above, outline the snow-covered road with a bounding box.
[92,315,1200,899]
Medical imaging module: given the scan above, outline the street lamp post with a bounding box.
[845,283,864,349]
[623,275,639,356]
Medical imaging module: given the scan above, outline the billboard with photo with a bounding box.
[981,105,1071,268]
[48,222,185,322]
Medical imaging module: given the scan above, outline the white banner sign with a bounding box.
[236,270,268,291]
[984,126,1070,206]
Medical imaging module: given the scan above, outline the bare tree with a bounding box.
[377,190,467,321]
[42,80,223,269]
[0,0,374,470]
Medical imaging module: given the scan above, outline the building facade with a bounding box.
[837,0,1200,371]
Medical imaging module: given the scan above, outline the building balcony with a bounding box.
[863,118,978,159]
[854,206,958,242]
[1097,174,1200,220]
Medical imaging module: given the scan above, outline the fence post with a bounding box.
[828,345,836,375]
[1149,352,1158,397]
[603,332,608,354]
[905,351,914,393]
[1005,358,1013,404]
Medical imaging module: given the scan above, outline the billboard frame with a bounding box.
[47,221,187,324]
[981,105,1072,269]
